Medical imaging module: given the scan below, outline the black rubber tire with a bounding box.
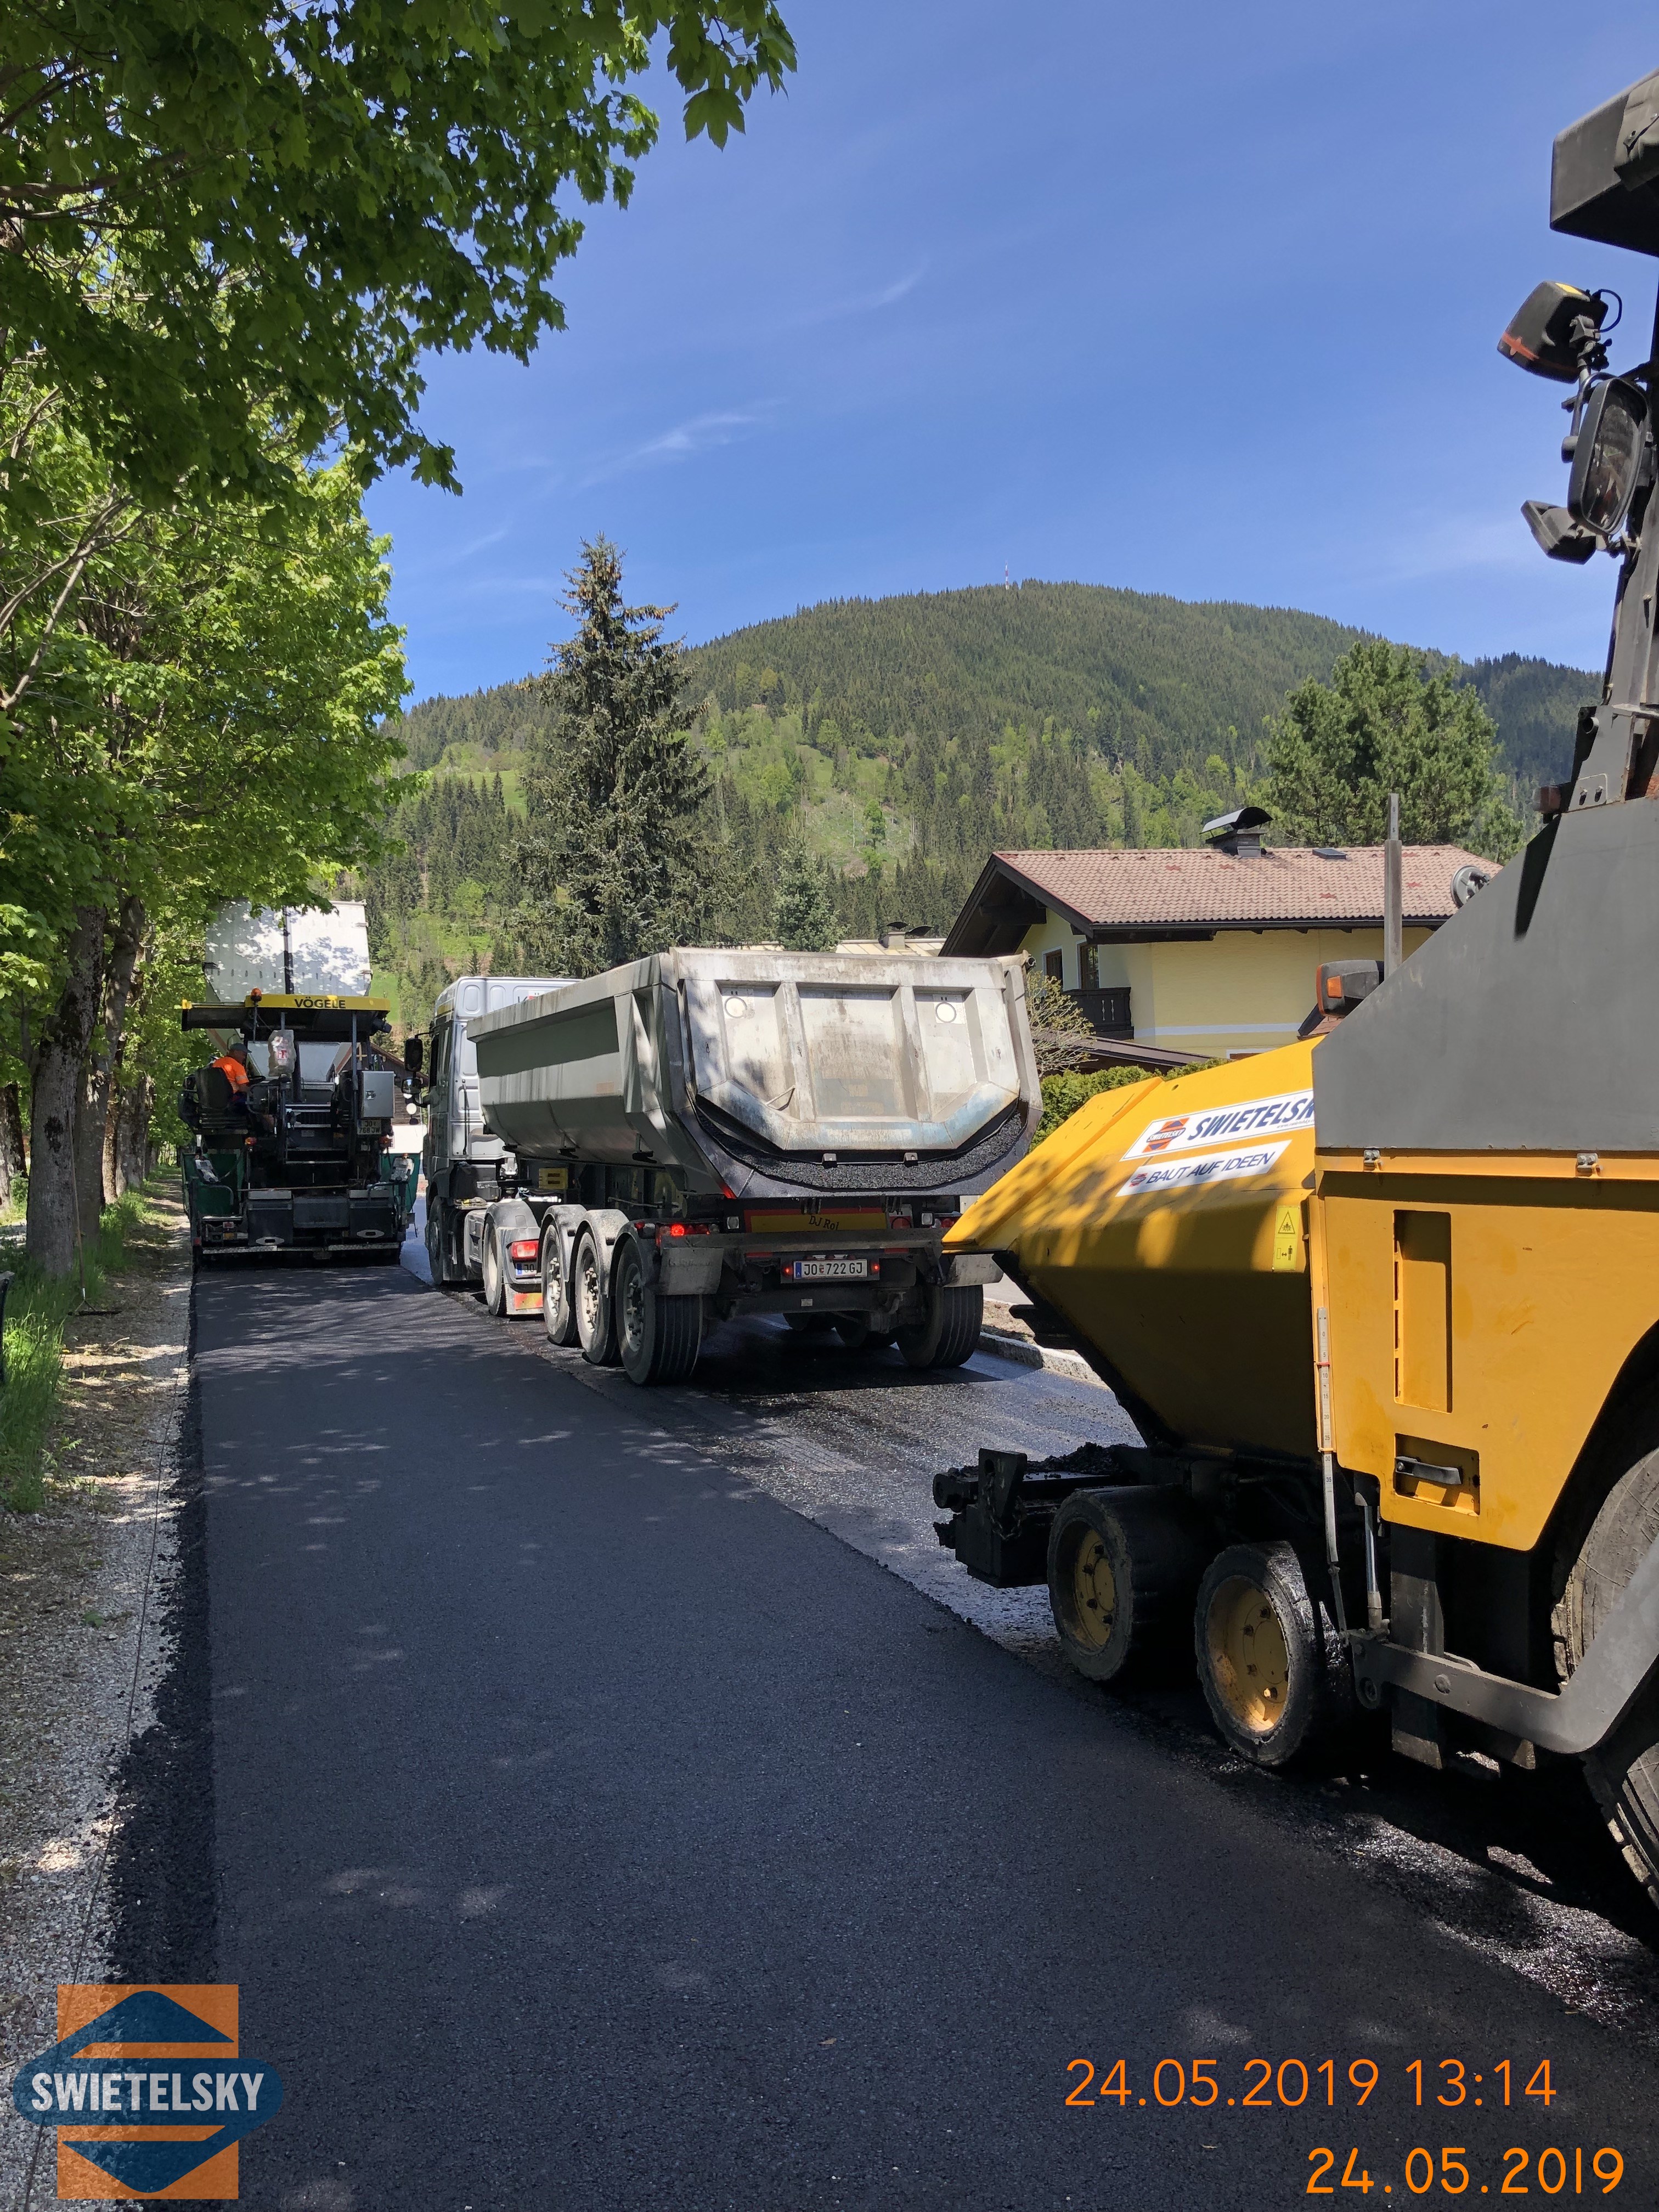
[896,1283,983,1370]
[481,1227,507,1316]
[1193,1540,1347,1767]
[1047,1486,1205,1685]
[541,1229,579,1347]
[614,1241,702,1386]
[573,1231,618,1367]
[1553,1438,1659,1914]
[426,1201,460,1288]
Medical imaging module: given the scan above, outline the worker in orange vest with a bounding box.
[210,1039,252,1094]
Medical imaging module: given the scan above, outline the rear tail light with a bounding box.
[509,1239,539,1261]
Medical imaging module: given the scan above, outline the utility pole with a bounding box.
[1384,792,1403,978]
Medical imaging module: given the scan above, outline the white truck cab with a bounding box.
[422,974,568,1297]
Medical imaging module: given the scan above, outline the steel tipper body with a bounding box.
[461,946,1039,1385]
[935,64,1659,1914]
[177,992,414,1262]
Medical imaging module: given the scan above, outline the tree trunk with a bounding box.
[79,894,143,1224]
[92,899,146,1206]
[115,1073,155,1193]
[26,904,105,1278]
[0,1080,25,1210]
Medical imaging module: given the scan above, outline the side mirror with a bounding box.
[1521,499,1598,564]
[1498,281,1608,383]
[1316,961,1384,1019]
[403,1034,424,1078]
[1567,376,1648,538]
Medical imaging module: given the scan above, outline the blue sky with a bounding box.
[364,3,1659,705]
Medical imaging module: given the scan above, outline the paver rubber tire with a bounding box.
[573,1231,618,1367]
[541,1232,579,1346]
[482,1227,507,1316]
[614,1241,702,1386]
[1553,1432,1659,1914]
[1047,1485,1205,1685]
[896,1283,983,1370]
[1194,1541,1348,1767]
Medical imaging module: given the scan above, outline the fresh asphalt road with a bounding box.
[170,1248,1659,2212]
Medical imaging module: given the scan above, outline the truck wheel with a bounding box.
[426,1204,457,1287]
[1048,1486,1204,1684]
[896,1284,983,1370]
[573,1231,618,1367]
[1194,1541,1345,1767]
[482,1227,506,1316]
[541,1232,579,1346]
[614,1242,702,1386]
[1554,1438,1659,1912]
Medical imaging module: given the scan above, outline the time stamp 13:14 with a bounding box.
[1063,2058,1626,2197]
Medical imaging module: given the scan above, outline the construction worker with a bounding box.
[209,1039,252,1095]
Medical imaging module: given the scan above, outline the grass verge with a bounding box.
[0,1188,152,1513]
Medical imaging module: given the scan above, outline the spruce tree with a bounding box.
[515,538,713,974]
[772,830,839,950]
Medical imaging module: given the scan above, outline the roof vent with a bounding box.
[1201,804,1272,859]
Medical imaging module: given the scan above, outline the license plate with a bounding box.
[787,1257,869,1281]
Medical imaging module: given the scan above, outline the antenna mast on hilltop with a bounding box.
[1003,563,1011,590]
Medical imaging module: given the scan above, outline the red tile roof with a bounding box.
[947,844,1485,946]
[993,844,1481,928]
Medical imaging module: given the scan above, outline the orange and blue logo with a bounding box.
[9,1984,281,2199]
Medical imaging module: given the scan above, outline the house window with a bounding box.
[1044,949,1064,985]
[1077,943,1099,991]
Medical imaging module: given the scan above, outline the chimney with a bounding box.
[1201,805,1272,859]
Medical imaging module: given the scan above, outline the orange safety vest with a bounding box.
[211,1053,250,1092]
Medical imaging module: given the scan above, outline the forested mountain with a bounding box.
[365,580,1600,1025]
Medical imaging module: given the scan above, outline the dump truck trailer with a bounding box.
[936,65,1659,1915]
[438,947,1039,1385]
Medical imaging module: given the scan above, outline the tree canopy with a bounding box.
[0,410,408,1271]
[1265,639,1523,858]
[0,1,795,504]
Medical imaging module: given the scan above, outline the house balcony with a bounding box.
[1068,987,1131,1037]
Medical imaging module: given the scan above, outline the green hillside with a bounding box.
[365,580,1599,1024]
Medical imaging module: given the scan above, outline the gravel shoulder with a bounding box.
[0,1185,190,2210]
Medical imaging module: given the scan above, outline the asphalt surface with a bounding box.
[138,1243,1659,2210]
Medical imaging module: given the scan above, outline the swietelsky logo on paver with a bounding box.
[10,1984,282,2200]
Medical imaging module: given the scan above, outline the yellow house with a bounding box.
[941,814,1485,1059]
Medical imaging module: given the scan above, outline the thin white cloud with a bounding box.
[792,265,926,330]
[1358,507,1548,587]
[582,405,774,484]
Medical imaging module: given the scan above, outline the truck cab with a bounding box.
[422,974,567,1290]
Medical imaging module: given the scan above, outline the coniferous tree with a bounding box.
[772,831,839,950]
[515,539,713,973]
